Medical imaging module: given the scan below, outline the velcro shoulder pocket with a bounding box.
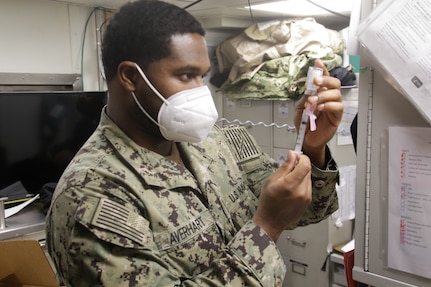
[221,125,263,173]
[75,196,154,249]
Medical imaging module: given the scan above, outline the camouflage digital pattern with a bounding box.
[219,50,343,101]
[215,17,345,101]
[46,109,339,287]
[216,17,345,83]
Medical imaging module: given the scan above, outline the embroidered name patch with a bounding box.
[154,211,213,251]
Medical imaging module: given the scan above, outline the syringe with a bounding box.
[293,66,323,153]
[293,105,311,153]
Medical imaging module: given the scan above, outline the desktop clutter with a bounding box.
[0,182,59,287]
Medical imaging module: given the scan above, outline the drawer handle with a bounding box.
[290,259,307,276]
[286,236,307,247]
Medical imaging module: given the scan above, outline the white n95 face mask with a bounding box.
[132,63,219,143]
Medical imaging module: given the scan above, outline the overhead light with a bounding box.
[246,0,353,16]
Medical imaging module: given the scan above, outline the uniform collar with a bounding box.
[98,109,218,190]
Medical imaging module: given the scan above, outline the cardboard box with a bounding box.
[0,240,59,287]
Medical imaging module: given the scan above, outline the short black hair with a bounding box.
[101,0,206,82]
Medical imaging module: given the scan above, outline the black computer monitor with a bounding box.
[0,91,107,197]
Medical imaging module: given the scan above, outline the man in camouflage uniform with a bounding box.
[46,1,343,286]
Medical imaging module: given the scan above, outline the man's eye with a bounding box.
[180,73,194,80]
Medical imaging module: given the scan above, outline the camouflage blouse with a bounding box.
[46,110,339,287]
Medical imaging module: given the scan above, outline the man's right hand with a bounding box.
[252,150,312,242]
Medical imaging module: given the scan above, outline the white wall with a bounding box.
[0,0,239,108]
[0,0,100,90]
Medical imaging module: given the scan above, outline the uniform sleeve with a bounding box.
[242,150,339,230]
[235,135,339,229]
[47,190,286,287]
[292,146,339,228]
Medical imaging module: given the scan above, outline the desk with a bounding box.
[0,203,61,285]
[0,204,46,241]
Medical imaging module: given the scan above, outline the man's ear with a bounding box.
[117,61,138,92]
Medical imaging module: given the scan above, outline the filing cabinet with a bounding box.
[272,100,298,150]
[220,99,300,157]
[277,217,352,287]
[221,98,273,156]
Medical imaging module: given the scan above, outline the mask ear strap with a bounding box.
[134,63,169,105]
[131,91,165,132]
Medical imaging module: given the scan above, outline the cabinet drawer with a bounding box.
[282,255,330,287]
[277,219,328,260]
[272,100,297,149]
[222,99,272,148]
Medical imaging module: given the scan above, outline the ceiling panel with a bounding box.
[54,0,351,30]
